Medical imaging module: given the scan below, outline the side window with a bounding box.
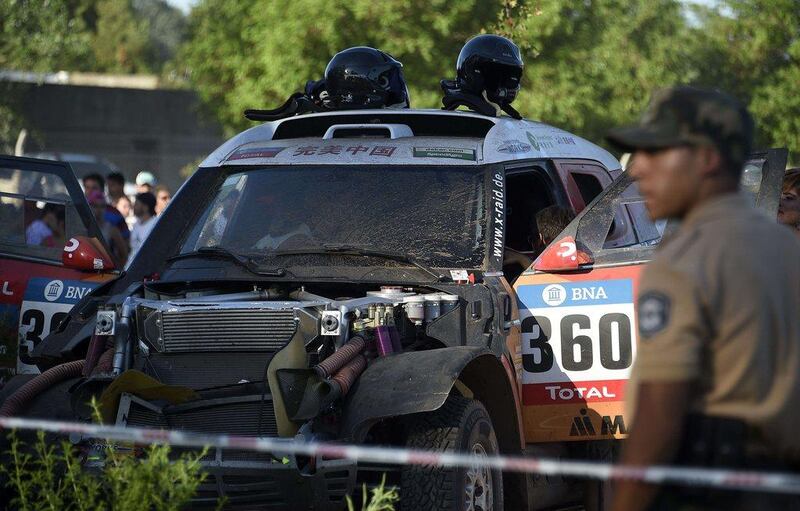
[557,161,613,213]
[571,172,604,206]
[505,168,555,252]
[0,167,88,262]
[575,174,665,256]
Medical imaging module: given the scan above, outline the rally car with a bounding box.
[0,108,630,510]
[0,156,118,385]
[515,148,788,445]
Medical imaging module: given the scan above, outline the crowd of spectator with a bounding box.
[81,170,171,267]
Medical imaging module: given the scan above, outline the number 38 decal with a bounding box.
[521,313,634,374]
[20,309,69,350]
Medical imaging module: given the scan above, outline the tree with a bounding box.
[132,0,187,67]
[92,0,156,73]
[179,0,501,134]
[688,0,800,159]
[496,0,696,146]
[0,0,95,150]
[0,0,93,72]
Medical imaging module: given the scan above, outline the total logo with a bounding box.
[541,284,567,306]
[44,280,64,302]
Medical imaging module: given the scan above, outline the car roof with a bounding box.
[200,109,621,170]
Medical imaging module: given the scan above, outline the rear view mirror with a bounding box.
[62,236,115,271]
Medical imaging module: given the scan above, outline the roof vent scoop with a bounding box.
[322,123,413,140]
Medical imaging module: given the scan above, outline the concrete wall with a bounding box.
[14,82,224,193]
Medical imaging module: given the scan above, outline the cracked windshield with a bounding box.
[181,166,488,268]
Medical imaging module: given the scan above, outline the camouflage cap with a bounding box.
[606,86,754,168]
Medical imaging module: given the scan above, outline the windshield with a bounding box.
[180,166,488,268]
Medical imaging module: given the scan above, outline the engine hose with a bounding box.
[82,334,109,377]
[94,347,116,375]
[0,359,85,417]
[330,354,367,397]
[313,336,365,378]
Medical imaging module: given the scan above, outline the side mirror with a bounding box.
[62,236,115,271]
[533,236,593,272]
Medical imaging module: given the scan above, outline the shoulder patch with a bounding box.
[638,291,671,338]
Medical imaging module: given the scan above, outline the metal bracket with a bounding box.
[95,310,116,336]
[320,310,342,336]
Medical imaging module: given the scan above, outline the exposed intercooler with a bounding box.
[156,308,297,352]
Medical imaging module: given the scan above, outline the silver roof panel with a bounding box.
[200,109,620,171]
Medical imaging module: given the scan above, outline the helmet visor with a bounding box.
[480,62,522,103]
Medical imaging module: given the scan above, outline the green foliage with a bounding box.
[179,0,799,160]
[346,475,399,511]
[689,0,800,159]
[0,398,218,510]
[0,0,94,72]
[178,0,501,134]
[92,0,156,73]
[0,0,188,149]
[1,429,213,510]
[496,0,697,146]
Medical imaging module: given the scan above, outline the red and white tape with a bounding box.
[2,415,799,494]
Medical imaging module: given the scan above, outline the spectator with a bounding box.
[106,172,126,204]
[87,190,128,266]
[130,192,157,259]
[135,171,157,194]
[25,203,65,247]
[154,184,172,215]
[778,168,800,238]
[113,195,135,231]
[83,173,130,242]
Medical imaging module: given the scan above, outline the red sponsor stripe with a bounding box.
[522,379,628,405]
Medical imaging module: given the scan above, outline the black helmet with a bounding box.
[456,35,523,105]
[324,47,410,109]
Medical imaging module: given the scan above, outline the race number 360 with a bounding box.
[521,313,633,373]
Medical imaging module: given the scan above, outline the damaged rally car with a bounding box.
[0,109,623,510]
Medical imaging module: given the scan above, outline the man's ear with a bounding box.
[697,145,723,178]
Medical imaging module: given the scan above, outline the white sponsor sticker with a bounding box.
[517,279,637,386]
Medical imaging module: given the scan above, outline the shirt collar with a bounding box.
[681,192,749,230]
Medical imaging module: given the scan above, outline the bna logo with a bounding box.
[541,284,567,306]
[44,280,65,302]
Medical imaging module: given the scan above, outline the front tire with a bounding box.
[401,396,503,511]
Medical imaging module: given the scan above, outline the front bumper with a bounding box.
[190,451,357,509]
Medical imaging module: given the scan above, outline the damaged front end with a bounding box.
[83,282,468,508]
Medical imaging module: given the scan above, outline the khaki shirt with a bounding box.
[628,193,800,458]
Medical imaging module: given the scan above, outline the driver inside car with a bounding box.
[503,205,574,281]
[252,193,313,250]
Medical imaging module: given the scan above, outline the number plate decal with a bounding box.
[17,278,100,374]
[516,278,638,442]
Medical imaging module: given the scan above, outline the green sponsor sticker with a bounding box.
[413,147,476,161]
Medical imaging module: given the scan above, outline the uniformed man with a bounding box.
[606,86,800,511]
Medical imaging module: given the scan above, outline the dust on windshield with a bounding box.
[180,166,488,268]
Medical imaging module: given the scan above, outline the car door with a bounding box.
[511,148,789,444]
[0,156,117,383]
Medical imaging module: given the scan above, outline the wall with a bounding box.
[14,82,224,193]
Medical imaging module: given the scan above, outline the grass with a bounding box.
[1,399,399,510]
[347,475,399,511]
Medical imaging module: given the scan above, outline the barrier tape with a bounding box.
[2,415,800,494]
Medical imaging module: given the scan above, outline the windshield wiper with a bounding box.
[168,246,286,277]
[270,244,450,282]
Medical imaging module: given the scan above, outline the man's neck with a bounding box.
[687,178,739,212]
